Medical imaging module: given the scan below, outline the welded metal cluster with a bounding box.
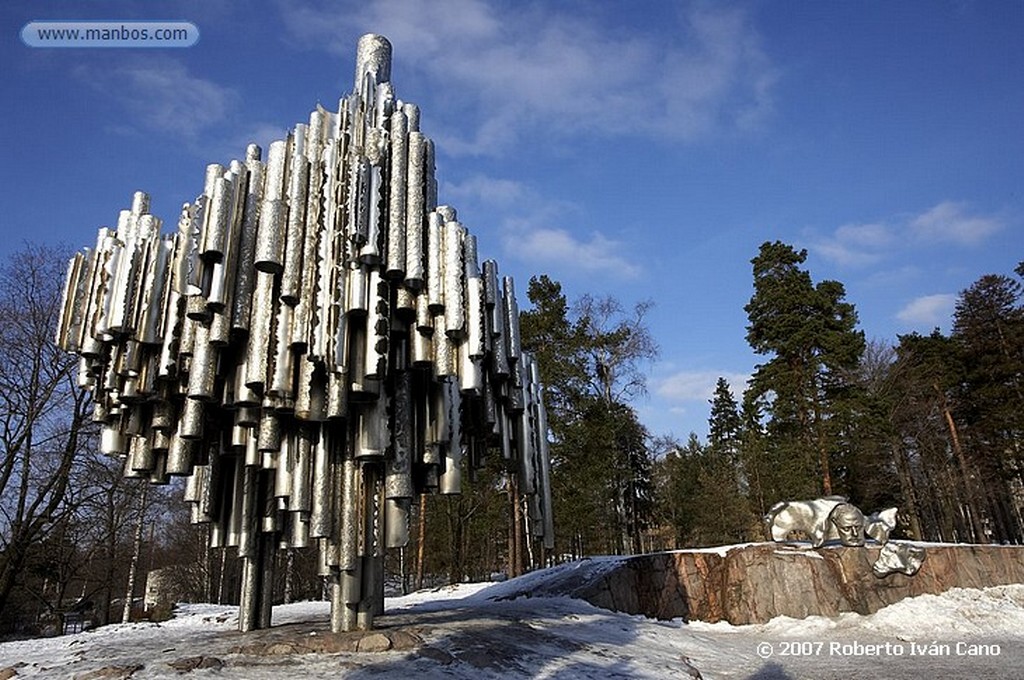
[54,34,553,632]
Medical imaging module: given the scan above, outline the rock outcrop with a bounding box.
[575,542,1024,624]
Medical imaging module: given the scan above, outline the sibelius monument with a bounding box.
[54,34,554,633]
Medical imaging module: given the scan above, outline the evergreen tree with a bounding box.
[892,331,982,541]
[704,378,755,542]
[520,276,658,556]
[951,274,1024,542]
[743,241,865,498]
[838,340,902,513]
[655,434,704,547]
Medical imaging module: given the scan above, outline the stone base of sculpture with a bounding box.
[571,542,1024,624]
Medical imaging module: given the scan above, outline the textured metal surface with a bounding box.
[767,497,925,575]
[56,33,555,635]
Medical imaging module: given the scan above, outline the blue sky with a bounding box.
[2,0,1021,442]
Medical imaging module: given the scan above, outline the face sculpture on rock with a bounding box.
[766,497,926,578]
[828,503,866,547]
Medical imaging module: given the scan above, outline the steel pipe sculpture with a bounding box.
[54,34,555,633]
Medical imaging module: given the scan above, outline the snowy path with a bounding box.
[2,577,1023,678]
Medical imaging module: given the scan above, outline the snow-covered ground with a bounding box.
[2,559,1023,679]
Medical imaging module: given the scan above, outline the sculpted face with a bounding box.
[831,504,866,546]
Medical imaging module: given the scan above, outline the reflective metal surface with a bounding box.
[55,33,555,635]
[766,497,926,577]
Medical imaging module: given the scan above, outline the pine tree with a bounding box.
[704,378,755,542]
[951,274,1024,542]
[743,241,865,498]
[520,276,658,556]
[892,331,983,541]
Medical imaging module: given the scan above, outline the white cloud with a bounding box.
[78,59,237,141]
[814,202,1004,268]
[654,370,750,403]
[440,173,638,280]
[813,222,895,267]
[444,175,528,207]
[502,227,641,279]
[896,293,957,327]
[278,0,778,154]
[909,201,1003,245]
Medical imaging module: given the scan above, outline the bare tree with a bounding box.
[0,245,93,620]
[574,294,658,404]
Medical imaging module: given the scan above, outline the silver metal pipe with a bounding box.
[203,174,233,264]
[384,498,410,548]
[443,220,466,338]
[166,432,196,475]
[281,144,309,304]
[465,275,485,359]
[426,211,444,313]
[385,369,414,498]
[354,34,392,94]
[186,321,217,400]
[244,271,275,389]
[363,270,389,380]
[253,199,287,274]
[56,253,85,351]
[359,163,383,265]
[264,139,289,202]
[504,276,522,365]
[231,156,263,333]
[439,382,462,495]
[404,131,426,289]
[424,138,437,209]
[385,108,407,279]
[432,314,456,377]
[268,303,295,398]
[309,426,331,538]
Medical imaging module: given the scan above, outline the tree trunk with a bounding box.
[284,548,295,604]
[509,474,523,577]
[415,492,427,590]
[122,484,148,623]
[893,444,924,540]
[936,384,987,542]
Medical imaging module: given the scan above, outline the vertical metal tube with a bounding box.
[309,426,330,538]
[439,382,462,494]
[386,108,407,280]
[504,276,522,365]
[203,175,233,265]
[443,220,466,338]
[231,153,264,333]
[268,304,295,398]
[281,138,309,304]
[244,271,275,389]
[186,321,217,400]
[363,270,389,380]
[404,131,426,289]
[426,212,444,313]
[354,33,392,93]
[254,199,288,274]
[530,356,556,549]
